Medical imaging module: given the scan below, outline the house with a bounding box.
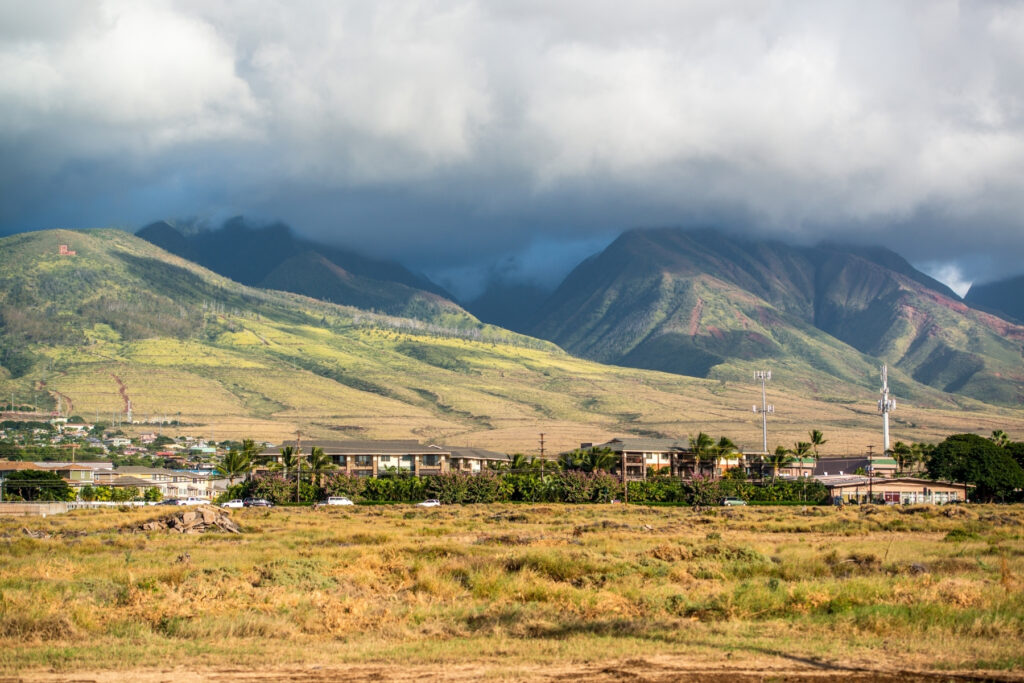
[815,456,899,478]
[586,438,745,481]
[61,423,91,434]
[260,440,510,477]
[95,466,221,499]
[49,464,95,488]
[449,446,512,472]
[0,460,45,475]
[814,475,968,504]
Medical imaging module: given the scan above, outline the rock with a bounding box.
[909,563,928,575]
[133,505,242,534]
[22,527,50,539]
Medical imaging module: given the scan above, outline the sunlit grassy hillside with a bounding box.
[2,228,1024,453]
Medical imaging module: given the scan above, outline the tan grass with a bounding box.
[2,504,1024,676]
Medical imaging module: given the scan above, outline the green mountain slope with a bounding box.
[3,228,1023,455]
[137,218,455,316]
[532,228,1024,404]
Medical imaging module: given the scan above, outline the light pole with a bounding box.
[753,370,773,455]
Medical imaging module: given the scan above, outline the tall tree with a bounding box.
[688,432,715,477]
[581,447,617,473]
[765,445,795,481]
[792,441,812,474]
[216,448,252,485]
[911,442,935,473]
[307,446,335,486]
[927,433,1024,502]
[809,430,827,461]
[503,453,533,473]
[276,446,297,478]
[2,470,72,501]
[990,430,1010,448]
[891,441,913,474]
[557,450,584,472]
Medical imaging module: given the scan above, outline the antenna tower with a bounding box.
[752,370,774,454]
[878,365,895,452]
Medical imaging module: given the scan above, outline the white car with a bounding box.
[183,497,211,505]
[416,499,441,508]
[325,496,354,506]
[220,499,244,508]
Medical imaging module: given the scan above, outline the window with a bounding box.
[379,455,391,463]
[355,455,373,467]
[422,455,439,467]
[334,455,347,466]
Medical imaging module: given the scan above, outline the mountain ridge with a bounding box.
[528,227,1024,404]
[137,218,456,317]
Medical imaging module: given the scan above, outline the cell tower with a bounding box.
[752,370,773,454]
[126,399,133,424]
[878,364,895,452]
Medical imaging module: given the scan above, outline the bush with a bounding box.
[245,474,317,504]
[321,473,365,499]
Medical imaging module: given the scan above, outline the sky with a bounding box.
[2,1,1024,298]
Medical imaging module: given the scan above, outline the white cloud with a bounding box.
[2,0,1024,276]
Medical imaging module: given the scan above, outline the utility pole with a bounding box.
[539,433,546,459]
[295,430,302,504]
[878,364,895,453]
[867,445,875,503]
[621,450,628,504]
[753,370,773,454]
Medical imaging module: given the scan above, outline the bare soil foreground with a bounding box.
[2,504,1023,681]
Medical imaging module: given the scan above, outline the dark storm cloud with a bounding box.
[2,1,1024,290]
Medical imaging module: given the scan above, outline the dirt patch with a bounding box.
[10,659,1023,682]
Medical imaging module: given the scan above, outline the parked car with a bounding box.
[416,499,441,507]
[220,499,244,509]
[158,498,183,506]
[243,498,273,507]
[325,496,354,506]
[721,497,747,506]
[183,497,211,505]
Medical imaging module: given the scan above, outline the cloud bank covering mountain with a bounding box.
[2,2,1024,291]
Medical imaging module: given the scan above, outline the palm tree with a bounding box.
[216,448,252,486]
[504,453,533,473]
[276,446,298,478]
[765,445,795,481]
[558,450,584,471]
[688,432,715,477]
[533,456,560,474]
[581,447,617,473]
[990,430,1010,448]
[791,441,811,475]
[891,441,912,474]
[910,442,934,474]
[714,436,738,478]
[307,446,335,486]
[809,429,827,461]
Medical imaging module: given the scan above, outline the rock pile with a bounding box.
[136,506,242,534]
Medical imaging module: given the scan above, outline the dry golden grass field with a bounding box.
[2,503,1024,681]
